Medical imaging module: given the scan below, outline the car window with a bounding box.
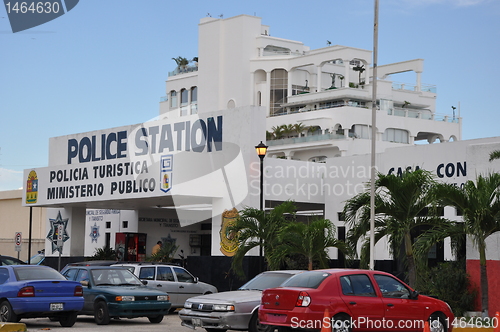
[374,274,410,299]
[76,270,89,282]
[240,272,296,290]
[91,269,142,286]
[157,266,174,281]
[340,274,376,297]
[14,266,66,281]
[63,268,79,281]
[281,271,329,289]
[0,268,9,284]
[173,267,194,283]
[139,267,155,280]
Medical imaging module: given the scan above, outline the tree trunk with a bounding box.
[479,245,489,317]
[405,233,416,288]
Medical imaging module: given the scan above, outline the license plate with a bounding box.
[50,303,64,311]
[192,318,202,327]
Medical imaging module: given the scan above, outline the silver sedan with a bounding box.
[178,270,303,332]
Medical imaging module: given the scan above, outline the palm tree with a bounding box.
[271,125,285,139]
[418,174,500,316]
[172,56,189,70]
[489,150,500,162]
[353,65,365,84]
[230,201,296,278]
[269,218,351,270]
[293,122,308,137]
[343,169,441,287]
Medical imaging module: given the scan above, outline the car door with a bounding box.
[147,266,180,306]
[172,267,202,305]
[372,274,424,331]
[338,273,385,327]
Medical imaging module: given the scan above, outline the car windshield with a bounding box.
[91,268,143,286]
[239,272,295,291]
[280,271,330,289]
[14,266,66,281]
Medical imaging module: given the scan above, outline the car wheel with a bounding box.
[94,301,111,325]
[59,312,78,327]
[0,301,19,323]
[332,313,351,332]
[148,315,164,323]
[249,311,274,332]
[429,314,447,332]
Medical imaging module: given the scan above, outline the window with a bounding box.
[157,266,175,281]
[170,91,177,108]
[374,274,410,299]
[0,268,9,284]
[173,267,195,283]
[139,267,156,280]
[340,274,376,297]
[383,128,409,144]
[270,69,288,116]
[122,221,128,229]
[353,124,371,139]
[105,222,111,228]
[191,86,198,114]
[309,156,327,163]
[63,268,79,281]
[281,271,329,289]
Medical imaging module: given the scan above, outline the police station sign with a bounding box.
[23,113,224,206]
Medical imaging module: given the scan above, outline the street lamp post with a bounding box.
[255,141,268,272]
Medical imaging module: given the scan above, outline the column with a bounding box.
[416,71,422,92]
[316,64,322,92]
[343,59,351,88]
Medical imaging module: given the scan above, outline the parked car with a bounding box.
[112,262,218,308]
[61,265,171,325]
[259,269,455,332]
[26,249,45,265]
[179,270,304,332]
[0,265,84,327]
[0,255,26,266]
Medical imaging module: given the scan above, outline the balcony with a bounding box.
[168,65,198,77]
[267,133,347,146]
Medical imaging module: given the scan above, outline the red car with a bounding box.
[259,269,454,332]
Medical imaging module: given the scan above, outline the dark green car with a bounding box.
[61,266,171,325]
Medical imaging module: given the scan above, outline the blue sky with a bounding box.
[1,0,499,191]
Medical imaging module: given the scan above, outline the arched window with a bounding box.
[190,86,198,114]
[170,91,177,108]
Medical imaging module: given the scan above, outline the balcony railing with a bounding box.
[168,66,198,77]
[267,133,346,146]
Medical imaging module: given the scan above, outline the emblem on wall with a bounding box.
[89,223,100,243]
[25,170,38,204]
[160,154,173,193]
[220,208,239,257]
[46,211,70,253]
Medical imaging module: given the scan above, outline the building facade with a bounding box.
[3,14,497,311]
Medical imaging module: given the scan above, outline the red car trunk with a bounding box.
[261,288,303,311]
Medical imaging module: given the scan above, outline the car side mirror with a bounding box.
[142,280,148,285]
[410,290,419,300]
[81,280,90,288]
[194,277,199,283]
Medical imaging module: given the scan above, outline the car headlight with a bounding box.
[184,301,193,309]
[116,296,135,301]
[157,295,169,301]
[213,304,235,312]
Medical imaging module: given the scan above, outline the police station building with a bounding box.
[16,15,500,310]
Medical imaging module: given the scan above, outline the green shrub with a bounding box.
[88,246,117,261]
[416,260,477,316]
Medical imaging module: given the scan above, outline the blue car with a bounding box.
[0,265,84,327]
[61,266,171,325]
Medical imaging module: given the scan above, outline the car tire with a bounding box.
[429,314,447,332]
[0,301,19,323]
[94,301,111,325]
[148,315,164,323]
[249,311,274,332]
[332,313,352,332]
[59,312,78,327]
